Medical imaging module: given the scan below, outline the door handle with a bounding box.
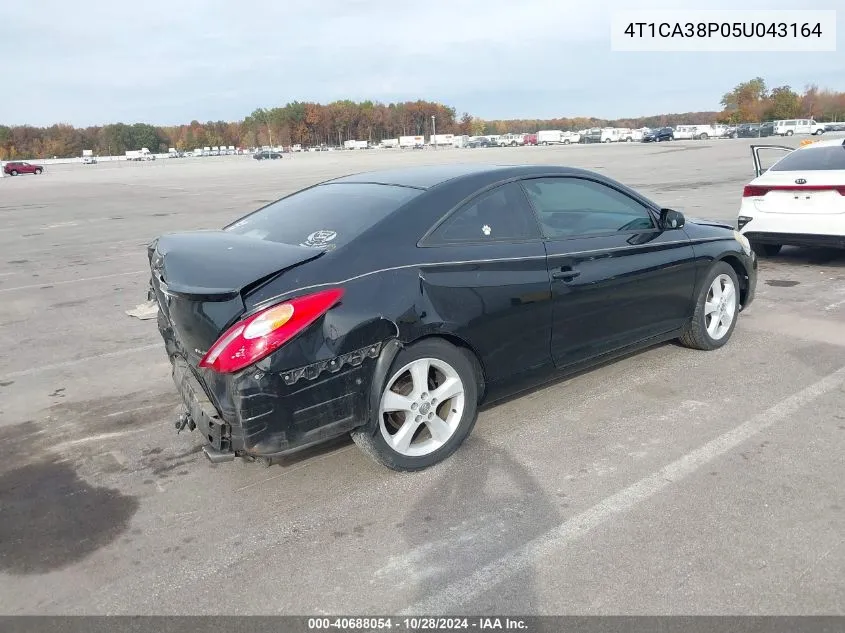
[551,267,580,281]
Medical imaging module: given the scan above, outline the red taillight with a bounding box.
[744,184,845,197]
[743,185,770,197]
[199,288,344,373]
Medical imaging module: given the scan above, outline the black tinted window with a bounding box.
[224,183,420,248]
[521,177,655,238]
[428,182,540,243]
[770,145,845,171]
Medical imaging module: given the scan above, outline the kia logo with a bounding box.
[795,178,807,184]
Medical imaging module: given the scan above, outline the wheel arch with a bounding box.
[715,254,751,308]
[406,332,488,403]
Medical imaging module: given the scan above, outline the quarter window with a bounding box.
[427,182,541,243]
[521,177,655,238]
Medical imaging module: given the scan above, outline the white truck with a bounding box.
[561,131,581,144]
[774,119,826,136]
[379,138,399,148]
[343,140,369,150]
[542,130,583,144]
[615,128,643,142]
[452,135,470,148]
[126,148,155,161]
[430,134,454,147]
[675,125,716,140]
[537,130,564,145]
[496,133,526,147]
[399,135,425,149]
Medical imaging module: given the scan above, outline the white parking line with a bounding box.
[0,269,146,293]
[0,344,160,381]
[401,365,845,615]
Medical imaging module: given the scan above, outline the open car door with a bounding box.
[751,144,794,178]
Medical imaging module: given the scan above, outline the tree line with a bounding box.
[2,80,844,160]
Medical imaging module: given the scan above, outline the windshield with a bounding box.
[223,182,422,248]
[770,145,845,171]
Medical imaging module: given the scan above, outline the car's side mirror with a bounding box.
[660,208,685,229]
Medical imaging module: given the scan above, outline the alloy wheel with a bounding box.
[704,274,737,340]
[379,357,466,457]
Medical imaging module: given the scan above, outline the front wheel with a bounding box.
[679,262,741,351]
[752,242,781,257]
[35,168,43,175]
[352,339,479,471]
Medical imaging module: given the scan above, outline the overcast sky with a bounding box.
[1,0,842,127]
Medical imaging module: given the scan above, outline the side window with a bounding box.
[521,177,656,239]
[428,182,540,244]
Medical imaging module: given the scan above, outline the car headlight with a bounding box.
[733,230,751,256]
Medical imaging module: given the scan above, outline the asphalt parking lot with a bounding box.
[1,139,844,615]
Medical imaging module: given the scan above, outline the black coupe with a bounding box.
[147,164,757,471]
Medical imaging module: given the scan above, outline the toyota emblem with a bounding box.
[795,178,807,184]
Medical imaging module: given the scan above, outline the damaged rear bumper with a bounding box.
[170,341,391,462]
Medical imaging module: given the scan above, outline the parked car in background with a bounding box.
[523,133,538,146]
[642,127,675,142]
[253,150,283,160]
[824,122,845,132]
[467,137,493,148]
[738,138,845,255]
[4,161,44,176]
[736,123,761,138]
[758,121,776,137]
[82,156,98,164]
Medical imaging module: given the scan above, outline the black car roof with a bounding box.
[322,164,586,190]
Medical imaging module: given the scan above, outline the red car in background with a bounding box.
[4,161,44,176]
[523,133,537,146]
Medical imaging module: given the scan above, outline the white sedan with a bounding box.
[738,138,845,256]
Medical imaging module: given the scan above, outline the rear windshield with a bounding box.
[223,183,421,248]
[770,145,845,171]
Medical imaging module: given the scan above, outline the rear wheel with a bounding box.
[352,339,479,471]
[786,130,794,136]
[752,242,782,257]
[679,262,740,351]
[699,133,709,140]
[10,170,18,176]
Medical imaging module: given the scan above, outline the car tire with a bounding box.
[10,170,18,176]
[699,133,708,140]
[786,130,794,136]
[351,338,480,472]
[35,168,42,175]
[751,242,782,257]
[564,140,570,145]
[679,262,741,351]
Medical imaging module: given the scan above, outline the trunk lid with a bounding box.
[148,230,324,364]
[749,170,845,215]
